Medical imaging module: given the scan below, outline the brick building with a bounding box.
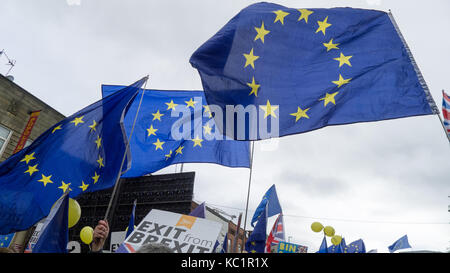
[0,74,65,162]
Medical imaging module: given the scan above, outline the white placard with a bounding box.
[117,209,222,253]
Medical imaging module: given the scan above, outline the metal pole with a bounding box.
[241,141,255,252]
[104,76,149,222]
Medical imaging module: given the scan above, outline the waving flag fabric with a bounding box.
[190,2,438,140]
[245,203,267,253]
[0,78,146,234]
[102,86,250,177]
[32,193,69,253]
[388,235,412,253]
[442,91,450,135]
[265,213,285,252]
[251,184,282,227]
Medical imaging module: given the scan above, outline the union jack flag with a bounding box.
[265,213,285,253]
[443,90,450,135]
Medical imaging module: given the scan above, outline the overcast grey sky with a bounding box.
[1,0,449,252]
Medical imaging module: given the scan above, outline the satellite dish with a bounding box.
[5,75,14,82]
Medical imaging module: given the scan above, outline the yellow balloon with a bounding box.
[324,226,335,237]
[311,222,324,233]
[68,198,81,228]
[331,235,342,245]
[80,226,94,245]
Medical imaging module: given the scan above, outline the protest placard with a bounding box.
[116,209,223,253]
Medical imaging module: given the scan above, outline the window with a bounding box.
[24,139,33,148]
[0,125,12,157]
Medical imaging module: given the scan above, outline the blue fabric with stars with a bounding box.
[0,78,146,234]
[190,2,438,140]
[102,85,250,177]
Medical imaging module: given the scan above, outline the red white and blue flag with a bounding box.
[265,213,285,253]
[443,90,450,135]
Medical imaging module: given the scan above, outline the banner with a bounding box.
[13,110,40,154]
[116,209,223,253]
[276,241,308,253]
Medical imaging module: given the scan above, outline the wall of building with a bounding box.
[0,75,65,161]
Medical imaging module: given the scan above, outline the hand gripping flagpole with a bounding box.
[241,140,255,252]
[104,76,149,223]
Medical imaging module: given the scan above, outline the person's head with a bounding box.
[136,243,174,253]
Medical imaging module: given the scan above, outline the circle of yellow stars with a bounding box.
[242,8,353,126]
[144,97,213,163]
[20,116,105,196]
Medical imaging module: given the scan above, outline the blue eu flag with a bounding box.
[251,184,282,227]
[102,86,250,177]
[32,193,69,253]
[245,203,267,253]
[344,239,366,253]
[388,235,411,253]
[317,236,328,253]
[328,238,346,253]
[190,2,438,140]
[0,78,147,234]
[126,199,137,238]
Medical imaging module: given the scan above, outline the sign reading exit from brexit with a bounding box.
[116,209,222,253]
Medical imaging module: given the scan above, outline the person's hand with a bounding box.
[91,220,109,252]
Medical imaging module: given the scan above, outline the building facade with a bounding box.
[0,74,65,162]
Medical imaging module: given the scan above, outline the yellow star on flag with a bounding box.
[319,92,339,106]
[20,152,36,164]
[153,138,165,150]
[247,77,260,97]
[185,98,197,108]
[52,125,62,134]
[79,181,89,192]
[38,174,53,187]
[316,16,331,35]
[259,100,279,119]
[203,123,213,135]
[88,120,97,132]
[191,135,203,147]
[97,155,104,168]
[165,100,178,110]
[323,39,339,51]
[152,110,164,121]
[24,164,39,176]
[71,116,84,126]
[95,135,102,149]
[290,107,310,122]
[203,105,213,118]
[334,52,352,67]
[147,124,158,137]
[165,150,172,160]
[332,74,351,88]
[243,48,259,69]
[175,145,184,155]
[58,181,72,193]
[92,172,100,184]
[273,10,289,25]
[297,9,313,23]
[254,22,270,43]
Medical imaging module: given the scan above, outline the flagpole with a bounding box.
[104,76,149,223]
[241,140,255,252]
